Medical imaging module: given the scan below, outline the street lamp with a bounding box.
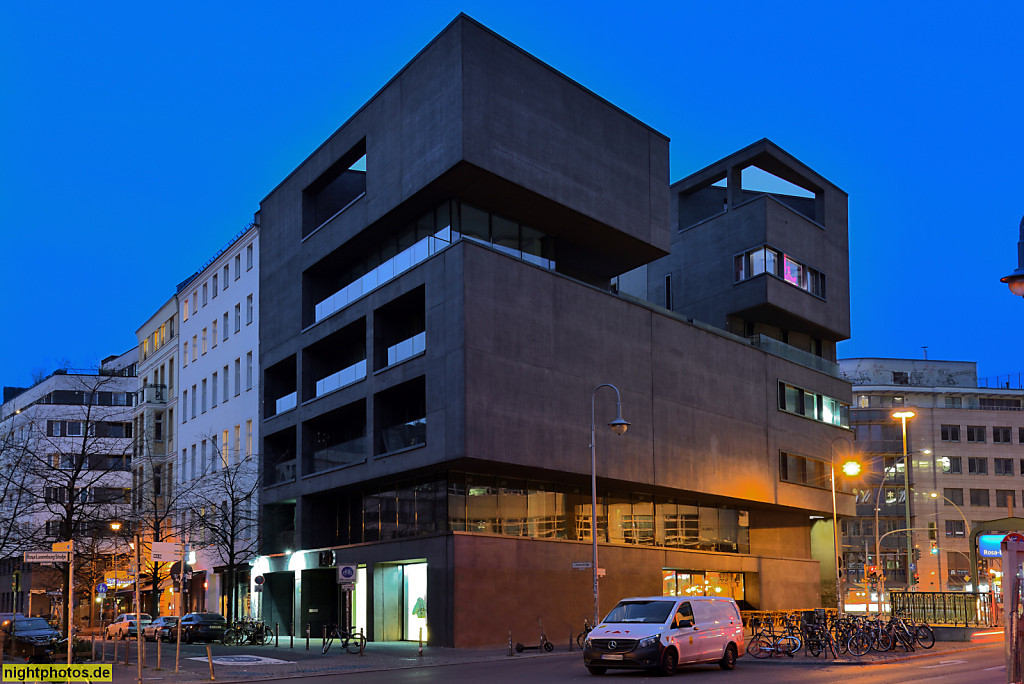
[893,411,916,589]
[590,384,629,628]
[1000,215,1024,296]
[930,491,970,590]
[831,436,860,614]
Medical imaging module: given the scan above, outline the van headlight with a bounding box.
[638,635,660,648]
[584,637,592,648]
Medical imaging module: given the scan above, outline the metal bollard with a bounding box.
[206,644,216,681]
[91,635,96,662]
[569,626,573,651]
[290,623,294,649]
[418,627,423,657]
[322,624,327,647]
[360,629,366,656]
[305,623,310,650]
[124,635,130,666]
[156,636,162,671]
[508,630,513,657]
[275,623,279,648]
[112,638,118,664]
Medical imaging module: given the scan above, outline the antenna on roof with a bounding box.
[922,346,928,360]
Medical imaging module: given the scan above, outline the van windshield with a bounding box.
[603,600,675,624]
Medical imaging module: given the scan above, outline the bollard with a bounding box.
[418,627,423,657]
[156,636,162,671]
[290,623,294,649]
[508,630,513,657]
[101,632,107,663]
[305,623,310,651]
[206,644,216,681]
[124,635,130,666]
[141,635,146,668]
[275,623,279,648]
[91,635,96,662]
[359,629,365,657]
[1,631,5,669]
[112,637,119,664]
[569,626,573,652]
[322,624,327,647]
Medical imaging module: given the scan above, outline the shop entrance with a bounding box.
[376,562,427,641]
[662,570,745,603]
[263,571,294,634]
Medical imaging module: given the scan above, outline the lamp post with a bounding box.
[590,384,629,629]
[830,436,859,614]
[1000,215,1024,296]
[930,491,970,591]
[893,411,916,589]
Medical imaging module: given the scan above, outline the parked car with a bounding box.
[582,596,744,676]
[1,617,61,657]
[179,613,228,643]
[105,613,152,640]
[143,616,180,642]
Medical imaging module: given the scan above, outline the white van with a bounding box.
[582,595,744,675]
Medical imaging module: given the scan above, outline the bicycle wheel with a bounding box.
[346,633,365,654]
[777,635,800,656]
[222,629,238,646]
[872,629,892,652]
[747,636,771,659]
[322,632,334,655]
[848,631,871,657]
[914,624,935,649]
[261,629,274,646]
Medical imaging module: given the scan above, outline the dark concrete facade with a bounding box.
[255,15,854,647]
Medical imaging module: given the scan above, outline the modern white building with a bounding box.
[176,225,260,619]
[0,351,136,622]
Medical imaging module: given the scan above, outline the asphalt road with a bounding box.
[185,643,1004,684]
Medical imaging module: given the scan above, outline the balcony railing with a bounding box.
[748,334,840,378]
[266,458,296,487]
[386,332,425,367]
[315,360,367,397]
[312,436,366,472]
[380,418,426,453]
[274,392,298,415]
[137,384,167,405]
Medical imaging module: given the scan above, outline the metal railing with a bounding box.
[748,334,841,378]
[890,590,995,627]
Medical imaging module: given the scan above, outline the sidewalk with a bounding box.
[742,633,1002,666]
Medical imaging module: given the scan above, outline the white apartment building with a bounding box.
[0,351,136,622]
[840,357,1024,600]
[177,225,260,618]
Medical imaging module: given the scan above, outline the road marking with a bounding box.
[919,659,968,669]
[984,665,1006,670]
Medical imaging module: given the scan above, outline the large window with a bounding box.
[662,570,744,602]
[945,520,965,538]
[778,382,850,427]
[970,489,990,507]
[968,457,988,475]
[967,426,986,443]
[943,488,964,506]
[995,427,1012,444]
[941,424,960,442]
[996,458,1014,475]
[940,457,962,474]
[734,245,826,298]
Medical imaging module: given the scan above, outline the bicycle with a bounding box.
[27,637,86,665]
[747,615,800,658]
[575,618,593,648]
[322,623,366,654]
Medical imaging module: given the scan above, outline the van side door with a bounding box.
[667,601,702,664]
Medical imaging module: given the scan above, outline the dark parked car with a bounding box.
[2,617,60,657]
[179,613,228,643]
[143,616,180,642]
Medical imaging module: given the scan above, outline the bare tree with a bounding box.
[0,423,40,560]
[187,452,260,625]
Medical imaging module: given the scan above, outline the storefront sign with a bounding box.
[980,534,1005,558]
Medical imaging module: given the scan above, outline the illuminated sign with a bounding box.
[979,534,1005,558]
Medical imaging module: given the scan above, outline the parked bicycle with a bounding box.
[747,615,801,658]
[322,623,366,654]
[575,618,593,648]
[223,617,273,646]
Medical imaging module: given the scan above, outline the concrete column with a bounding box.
[726,166,743,209]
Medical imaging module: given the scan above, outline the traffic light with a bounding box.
[913,548,921,562]
[912,572,920,585]
[930,541,938,555]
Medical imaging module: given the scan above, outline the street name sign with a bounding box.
[151,541,181,562]
[52,541,72,553]
[25,551,69,563]
[572,562,592,570]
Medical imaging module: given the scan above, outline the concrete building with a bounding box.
[253,14,854,647]
[840,358,1024,604]
[0,352,136,621]
[176,226,260,618]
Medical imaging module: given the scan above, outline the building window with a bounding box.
[201,379,208,414]
[223,364,229,402]
[184,298,190,321]
[779,451,834,489]
[222,313,229,341]
[945,519,966,538]
[155,412,163,442]
[183,342,189,367]
[182,390,188,422]
[234,304,241,333]
[212,319,218,347]
[997,489,1016,508]
[234,254,241,279]
[246,295,253,325]
[968,457,988,475]
[192,291,198,316]
[777,382,849,428]
[212,274,218,298]
[967,426,986,443]
[996,458,1014,475]
[234,424,241,462]
[202,328,208,355]
[234,359,241,396]
[191,384,197,419]
[202,283,208,306]
[192,335,198,362]
[212,373,218,408]
[664,274,672,310]
[734,245,826,299]
[941,424,960,442]
[943,488,964,506]
[246,243,253,270]
[246,352,253,390]
[946,396,963,408]
[941,456,962,474]
[223,264,230,289]
[221,430,229,468]
[995,427,1012,444]
[246,419,252,458]
[970,489,990,506]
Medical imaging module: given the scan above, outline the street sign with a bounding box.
[909,562,916,572]
[340,582,355,592]
[52,541,72,553]
[151,541,181,562]
[572,562,592,570]
[169,561,193,581]
[254,575,265,586]
[337,564,357,583]
[97,592,106,600]
[96,583,108,594]
[1006,533,1024,544]
[253,585,263,593]
[25,551,69,563]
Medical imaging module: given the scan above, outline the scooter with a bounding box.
[515,619,555,652]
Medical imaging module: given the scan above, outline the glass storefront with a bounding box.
[404,563,427,641]
[662,569,745,602]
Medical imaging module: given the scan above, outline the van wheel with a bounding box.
[586,666,607,675]
[719,643,737,670]
[657,647,678,676]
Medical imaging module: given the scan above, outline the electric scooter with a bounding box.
[515,619,555,652]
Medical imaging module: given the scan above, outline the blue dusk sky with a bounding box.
[1,2,1022,389]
